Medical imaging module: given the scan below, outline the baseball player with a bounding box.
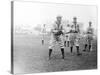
[48,16,65,59]
[41,24,46,45]
[64,24,71,47]
[69,25,76,53]
[83,21,94,52]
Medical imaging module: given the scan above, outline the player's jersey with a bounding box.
[65,26,71,33]
[50,21,64,37]
[82,27,94,45]
[87,27,93,34]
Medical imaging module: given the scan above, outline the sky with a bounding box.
[14,1,97,34]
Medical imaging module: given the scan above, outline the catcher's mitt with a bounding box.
[55,30,63,36]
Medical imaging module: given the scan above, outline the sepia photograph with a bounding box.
[11,0,97,74]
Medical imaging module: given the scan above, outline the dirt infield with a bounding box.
[14,33,97,74]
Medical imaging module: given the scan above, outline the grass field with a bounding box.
[14,33,97,74]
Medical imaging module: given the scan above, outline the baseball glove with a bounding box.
[55,30,63,36]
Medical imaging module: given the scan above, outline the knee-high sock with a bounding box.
[64,41,66,47]
[89,45,91,51]
[49,49,52,58]
[42,40,44,45]
[84,44,87,50]
[70,46,73,53]
[61,48,64,59]
[76,46,79,54]
[67,41,69,47]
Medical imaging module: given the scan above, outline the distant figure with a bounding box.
[83,21,94,52]
[64,24,71,47]
[49,16,65,59]
[41,24,46,45]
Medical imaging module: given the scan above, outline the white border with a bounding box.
[0,0,99,75]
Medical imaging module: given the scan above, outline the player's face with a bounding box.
[57,17,62,22]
